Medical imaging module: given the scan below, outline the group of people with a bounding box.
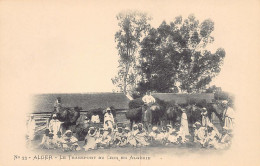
[39,116,233,152]
[28,96,235,152]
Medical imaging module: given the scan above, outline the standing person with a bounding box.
[54,97,62,112]
[27,115,36,141]
[201,107,211,127]
[142,92,155,132]
[48,114,63,139]
[178,108,190,143]
[84,127,98,151]
[104,107,115,130]
[142,106,152,132]
[179,108,190,136]
[223,102,235,131]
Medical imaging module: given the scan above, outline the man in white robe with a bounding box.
[48,115,63,139]
[104,108,115,130]
[27,115,36,141]
[201,108,211,127]
[223,106,235,131]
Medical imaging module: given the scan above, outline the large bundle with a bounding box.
[53,106,81,125]
[128,98,144,109]
[125,107,142,122]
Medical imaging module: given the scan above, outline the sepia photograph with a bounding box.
[0,0,259,166]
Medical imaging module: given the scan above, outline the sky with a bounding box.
[0,0,259,95]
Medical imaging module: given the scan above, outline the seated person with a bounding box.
[40,129,50,149]
[91,114,100,124]
[128,125,138,147]
[60,130,81,152]
[96,128,104,147]
[149,126,165,145]
[84,127,98,151]
[135,123,149,147]
[100,128,113,148]
[165,125,178,144]
[204,124,221,149]
[113,127,124,146]
[193,122,207,146]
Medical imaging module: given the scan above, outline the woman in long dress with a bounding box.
[179,109,190,136]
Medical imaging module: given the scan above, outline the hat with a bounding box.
[222,100,228,104]
[106,107,111,111]
[166,124,172,128]
[133,124,138,130]
[193,122,201,127]
[202,107,207,111]
[64,130,72,135]
[152,126,158,131]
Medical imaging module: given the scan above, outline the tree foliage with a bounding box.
[112,11,152,94]
[137,15,225,94]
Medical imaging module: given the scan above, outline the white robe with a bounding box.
[84,134,97,151]
[104,113,114,129]
[194,127,207,144]
[180,112,190,136]
[223,107,235,130]
[27,119,36,141]
[201,112,211,127]
[49,119,63,138]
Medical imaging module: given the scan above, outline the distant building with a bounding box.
[32,92,130,113]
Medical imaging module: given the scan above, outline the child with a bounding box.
[40,129,50,149]
[101,128,113,148]
[113,127,123,147]
[60,130,81,152]
[96,128,104,148]
[128,125,138,147]
[84,127,97,151]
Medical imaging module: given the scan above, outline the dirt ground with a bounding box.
[28,139,227,157]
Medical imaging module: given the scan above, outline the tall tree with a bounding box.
[112,11,151,94]
[137,15,225,94]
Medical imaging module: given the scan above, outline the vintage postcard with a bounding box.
[0,0,259,166]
